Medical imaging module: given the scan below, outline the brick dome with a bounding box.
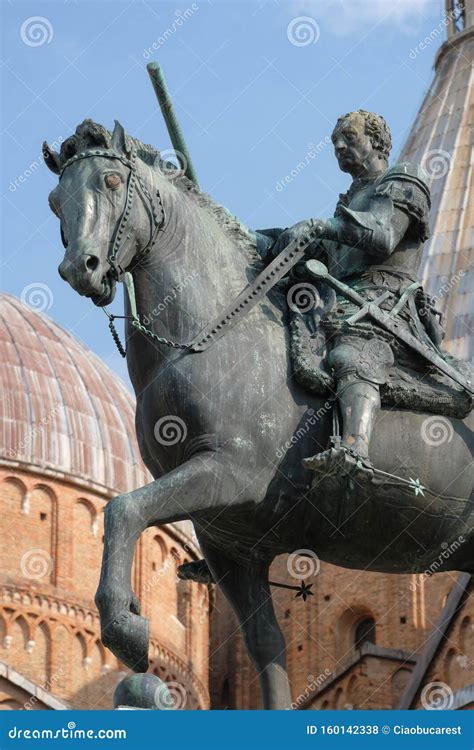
[0,293,150,494]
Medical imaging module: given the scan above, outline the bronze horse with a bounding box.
[45,120,473,709]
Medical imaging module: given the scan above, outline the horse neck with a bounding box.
[130,168,258,343]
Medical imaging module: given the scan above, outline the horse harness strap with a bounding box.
[60,147,165,278]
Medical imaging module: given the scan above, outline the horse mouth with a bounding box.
[87,276,116,307]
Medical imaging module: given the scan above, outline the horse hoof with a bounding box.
[102,611,149,673]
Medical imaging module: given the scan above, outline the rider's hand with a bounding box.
[271,219,326,257]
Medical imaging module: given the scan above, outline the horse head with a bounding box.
[44,119,165,306]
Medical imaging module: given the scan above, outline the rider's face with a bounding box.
[331,115,374,177]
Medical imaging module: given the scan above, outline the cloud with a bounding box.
[287,0,440,36]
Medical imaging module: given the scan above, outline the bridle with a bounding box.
[59,146,201,355]
[59,146,165,280]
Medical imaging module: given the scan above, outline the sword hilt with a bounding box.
[305,260,329,278]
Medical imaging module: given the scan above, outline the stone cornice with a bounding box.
[435,25,474,70]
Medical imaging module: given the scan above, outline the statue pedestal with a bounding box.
[113,673,172,710]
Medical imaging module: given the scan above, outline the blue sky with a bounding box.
[2,0,447,386]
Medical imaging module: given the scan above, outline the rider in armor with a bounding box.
[257,109,435,476]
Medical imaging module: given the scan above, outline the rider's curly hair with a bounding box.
[333,110,392,159]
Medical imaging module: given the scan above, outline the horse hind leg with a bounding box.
[201,542,292,710]
[95,453,248,673]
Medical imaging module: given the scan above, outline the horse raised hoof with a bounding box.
[101,611,150,673]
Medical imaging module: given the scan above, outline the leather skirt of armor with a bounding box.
[320,269,427,385]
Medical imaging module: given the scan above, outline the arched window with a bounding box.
[176,578,191,627]
[354,617,376,650]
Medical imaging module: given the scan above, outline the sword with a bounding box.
[190,227,322,352]
[306,260,473,395]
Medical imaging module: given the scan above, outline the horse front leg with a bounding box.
[201,543,292,710]
[95,454,243,672]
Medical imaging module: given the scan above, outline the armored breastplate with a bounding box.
[325,164,430,284]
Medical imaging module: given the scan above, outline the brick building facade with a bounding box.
[0,294,209,710]
[209,556,459,710]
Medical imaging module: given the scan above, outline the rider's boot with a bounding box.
[302,378,380,476]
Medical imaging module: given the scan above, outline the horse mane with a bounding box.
[60,120,262,268]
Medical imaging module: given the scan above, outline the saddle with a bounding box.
[289,302,472,419]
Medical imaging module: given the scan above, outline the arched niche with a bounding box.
[335,607,377,660]
[72,632,89,692]
[17,485,56,585]
[72,499,102,599]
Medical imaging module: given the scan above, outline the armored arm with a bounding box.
[253,227,285,262]
[324,163,431,259]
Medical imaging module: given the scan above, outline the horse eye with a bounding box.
[104,173,122,189]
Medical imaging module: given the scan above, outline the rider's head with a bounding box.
[331,110,391,178]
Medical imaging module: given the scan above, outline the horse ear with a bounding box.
[42,142,61,175]
[111,120,128,154]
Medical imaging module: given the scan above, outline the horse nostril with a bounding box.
[85,255,99,272]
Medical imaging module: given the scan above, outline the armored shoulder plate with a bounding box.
[377,162,431,202]
[375,162,431,242]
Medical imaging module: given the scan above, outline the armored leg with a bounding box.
[337,375,380,459]
[303,336,392,474]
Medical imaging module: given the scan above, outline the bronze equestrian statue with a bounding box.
[44,112,473,710]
